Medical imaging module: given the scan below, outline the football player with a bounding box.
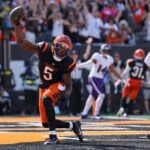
[117,49,149,117]
[9,7,83,144]
[77,44,123,119]
[145,52,150,67]
[144,52,150,140]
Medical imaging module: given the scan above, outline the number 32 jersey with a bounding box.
[37,42,76,89]
[128,59,148,80]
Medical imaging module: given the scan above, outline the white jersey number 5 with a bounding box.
[43,66,54,80]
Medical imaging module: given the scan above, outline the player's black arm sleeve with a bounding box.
[62,72,72,96]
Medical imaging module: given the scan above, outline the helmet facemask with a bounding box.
[100,44,111,57]
[52,43,70,62]
[52,35,72,62]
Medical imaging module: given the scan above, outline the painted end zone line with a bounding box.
[58,136,150,141]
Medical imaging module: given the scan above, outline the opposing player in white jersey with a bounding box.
[77,44,122,119]
[144,52,150,140]
[145,52,150,67]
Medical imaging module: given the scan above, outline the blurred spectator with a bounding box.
[0,30,2,41]
[77,1,89,43]
[20,61,39,115]
[143,13,150,41]
[62,1,80,40]
[112,52,125,83]
[111,52,125,113]
[69,50,83,116]
[83,1,104,43]
[0,2,11,28]
[116,0,126,13]
[0,85,12,115]
[0,68,16,90]
[142,70,150,114]
[0,0,149,44]
[30,53,39,76]
[51,10,70,40]
[78,13,88,43]
[104,17,121,44]
[103,71,112,113]
[123,0,137,31]
[46,1,57,32]
[100,0,122,23]
[119,19,135,44]
[130,0,145,29]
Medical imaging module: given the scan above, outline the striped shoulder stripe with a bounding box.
[67,60,76,70]
[42,43,49,52]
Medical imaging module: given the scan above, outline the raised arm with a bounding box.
[9,6,38,53]
[83,37,93,60]
[14,24,38,53]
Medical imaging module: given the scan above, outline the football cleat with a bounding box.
[81,114,89,119]
[116,107,124,117]
[93,115,102,120]
[122,113,128,118]
[44,134,59,145]
[72,121,84,142]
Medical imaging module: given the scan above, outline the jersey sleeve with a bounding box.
[91,53,99,60]
[36,42,49,54]
[144,52,150,67]
[126,58,134,67]
[108,55,114,66]
[65,58,76,74]
[77,54,94,69]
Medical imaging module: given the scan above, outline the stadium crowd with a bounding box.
[0,0,150,44]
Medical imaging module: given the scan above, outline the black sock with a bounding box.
[43,96,56,131]
[127,100,134,114]
[42,119,70,128]
[42,119,70,129]
[55,119,70,128]
[121,97,127,111]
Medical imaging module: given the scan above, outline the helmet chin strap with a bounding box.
[53,54,62,62]
[53,51,66,62]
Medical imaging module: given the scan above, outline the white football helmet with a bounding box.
[100,44,111,53]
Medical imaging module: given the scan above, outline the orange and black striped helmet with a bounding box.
[52,35,73,61]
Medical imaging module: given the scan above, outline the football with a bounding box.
[9,6,24,25]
